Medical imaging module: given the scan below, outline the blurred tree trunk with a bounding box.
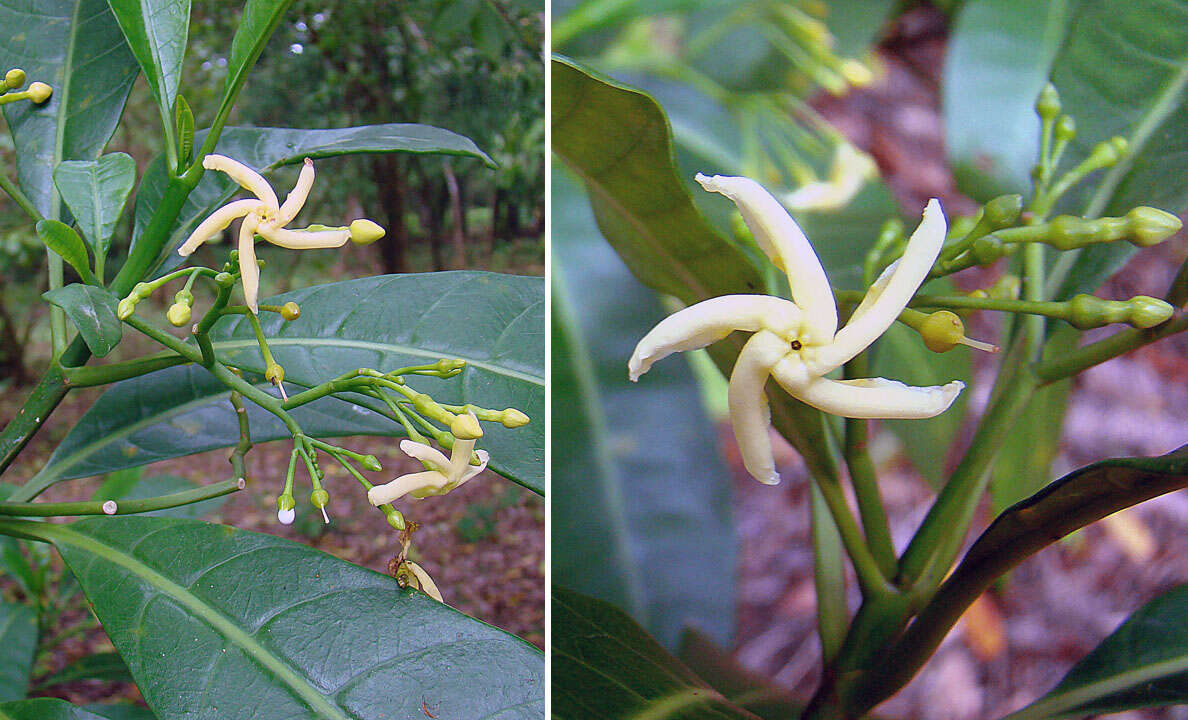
[0,294,27,385]
[443,161,466,268]
[374,154,408,274]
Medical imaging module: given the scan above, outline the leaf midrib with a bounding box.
[1007,652,1188,720]
[42,524,352,720]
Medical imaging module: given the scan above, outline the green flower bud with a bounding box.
[26,81,51,104]
[349,218,386,245]
[174,288,194,305]
[1036,83,1061,120]
[500,408,530,428]
[166,302,192,327]
[971,235,1006,265]
[1125,207,1182,247]
[277,494,296,511]
[918,311,966,353]
[1067,294,1127,329]
[987,274,1021,301]
[280,301,301,321]
[214,271,234,287]
[450,412,483,440]
[265,362,285,385]
[116,297,135,320]
[385,507,406,531]
[132,282,152,299]
[1127,296,1174,329]
[4,68,24,89]
[310,488,330,509]
[983,194,1023,229]
[360,454,383,472]
[228,249,239,262]
[1087,137,1127,168]
[1054,115,1076,142]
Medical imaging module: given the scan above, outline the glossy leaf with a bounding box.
[133,124,494,275]
[7,517,543,720]
[0,600,37,701]
[36,221,93,284]
[41,284,121,358]
[1047,0,1188,298]
[552,172,735,648]
[989,376,1071,513]
[224,0,292,110]
[37,273,544,493]
[678,630,803,720]
[0,699,109,720]
[82,705,157,720]
[0,0,138,217]
[107,0,190,124]
[552,586,757,720]
[1008,585,1188,719]
[96,474,230,520]
[551,56,762,307]
[54,154,137,259]
[36,653,132,689]
[174,95,193,166]
[943,0,1078,199]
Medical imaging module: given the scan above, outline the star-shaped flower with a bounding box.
[784,143,878,212]
[179,154,383,313]
[367,432,490,506]
[629,174,963,485]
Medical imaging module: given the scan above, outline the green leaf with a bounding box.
[551,56,762,307]
[1048,0,1188,298]
[9,517,543,720]
[53,154,137,260]
[37,273,544,493]
[943,0,1079,200]
[0,600,37,701]
[678,630,803,720]
[988,377,1071,514]
[36,652,132,690]
[41,284,121,358]
[552,172,735,648]
[133,124,494,275]
[0,0,139,217]
[82,705,156,720]
[174,95,193,166]
[106,0,190,126]
[0,699,109,720]
[98,474,230,520]
[552,586,757,720]
[224,0,292,109]
[1007,585,1188,718]
[35,221,94,284]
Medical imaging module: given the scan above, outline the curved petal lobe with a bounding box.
[203,154,279,210]
[628,295,802,380]
[729,330,793,485]
[278,158,315,223]
[782,375,964,419]
[399,439,451,473]
[177,199,263,256]
[258,225,351,249]
[367,471,448,505]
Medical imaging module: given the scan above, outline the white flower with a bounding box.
[629,174,963,485]
[178,155,357,313]
[367,432,490,505]
[784,143,878,212]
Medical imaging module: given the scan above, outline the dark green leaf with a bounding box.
[1009,585,1188,719]
[678,630,803,720]
[36,221,93,284]
[100,474,229,520]
[943,0,1079,200]
[174,95,193,166]
[0,699,109,720]
[15,517,543,720]
[41,284,121,358]
[551,56,762,307]
[552,586,757,720]
[134,124,494,275]
[36,653,132,689]
[0,484,35,596]
[37,273,544,493]
[552,172,735,648]
[106,0,190,124]
[0,600,37,701]
[82,705,156,720]
[224,0,292,106]
[0,0,138,217]
[1049,0,1188,298]
[53,154,137,259]
[92,468,144,505]
[989,377,1071,514]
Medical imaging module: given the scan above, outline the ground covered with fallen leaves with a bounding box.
[731,8,1188,719]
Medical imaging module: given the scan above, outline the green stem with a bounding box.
[842,355,896,579]
[0,171,42,222]
[0,479,242,517]
[811,482,847,664]
[63,352,188,387]
[0,365,68,484]
[1035,312,1188,383]
[813,453,895,598]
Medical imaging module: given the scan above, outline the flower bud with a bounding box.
[4,68,24,89]
[435,358,466,373]
[983,194,1023,230]
[1047,215,1097,250]
[971,235,1006,264]
[385,507,406,531]
[1127,296,1174,329]
[26,81,51,104]
[174,288,194,305]
[310,488,330,509]
[1087,137,1127,168]
[132,282,152,299]
[214,271,234,287]
[265,362,285,385]
[1054,115,1076,143]
[987,274,1020,301]
[500,408,530,428]
[280,301,301,320]
[117,298,135,320]
[1068,294,1118,329]
[1036,83,1061,120]
[349,218,385,245]
[450,412,483,440]
[1125,207,1182,247]
[166,302,191,327]
[360,454,383,472]
[276,494,295,525]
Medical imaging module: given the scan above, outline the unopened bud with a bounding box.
[1036,83,1061,120]
[983,194,1023,229]
[360,454,382,472]
[1128,296,1174,329]
[1047,215,1097,250]
[349,218,385,245]
[133,282,152,299]
[450,412,483,440]
[1054,115,1076,142]
[117,298,135,320]
[500,408,530,428]
[276,494,296,525]
[166,302,191,327]
[1087,137,1127,168]
[26,81,51,104]
[917,310,997,354]
[1125,207,1182,247]
[4,68,24,89]
[265,362,285,385]
[971,235,1006,265]
[280,301,301,320]
[214,271,234,287]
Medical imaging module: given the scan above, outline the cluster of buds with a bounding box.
[0,68,51,106]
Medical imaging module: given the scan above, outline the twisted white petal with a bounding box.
[368,470,448,505]
[238,215,260,314]
[628,295,803,381]
[696,173,838,343]
[785,144,877,212]
[729,331,792,485]
[278,158,315,224]
[775,374,965,419]
[177,199,264,256]
[400,439,451,472]
[203,154,278,209]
